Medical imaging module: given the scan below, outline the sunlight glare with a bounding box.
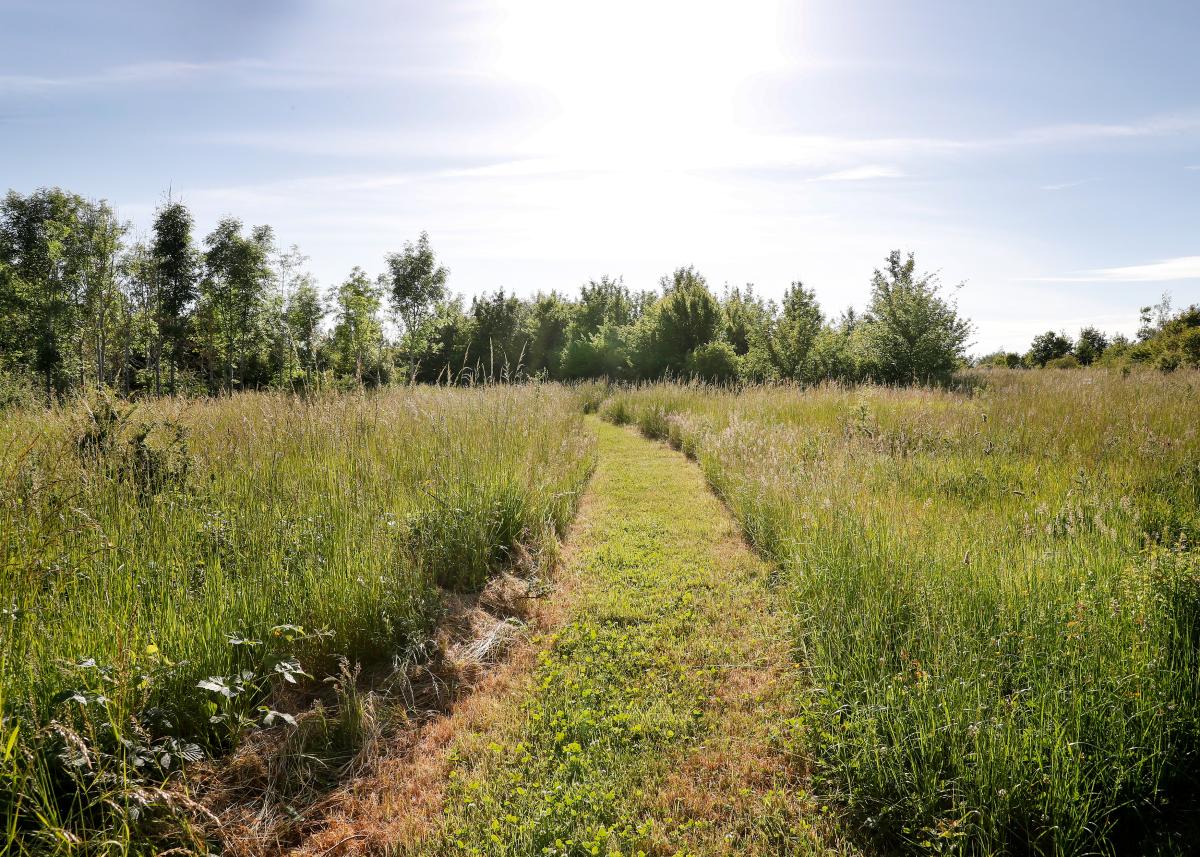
[495,0,785,169]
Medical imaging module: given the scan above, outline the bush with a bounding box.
[685,341,740,382]
[1027,330,1073,367]
[1045,353,1079,369]
[573,381,611,414]
[0,370,37,410]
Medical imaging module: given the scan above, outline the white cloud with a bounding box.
[1007,114,1200,145]
[193,110,1200,187]
[813,165,906,182]
[0,60,268,93]
[1030,256,1200,283]
[1089,257,1200,282]
[0,59,476,95]
[1041,179,1090,191]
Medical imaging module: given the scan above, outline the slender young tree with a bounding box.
[383,231,448,383]
[150,199,198,394]
[76,200,125,390]
[274,244,309,388]
[286,273,326,389]
[765,281,823,381]
[200,218,274,393]
[331,267,383,385]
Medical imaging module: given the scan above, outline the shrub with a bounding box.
[1045,353,1079,369]
[685,341,740,382]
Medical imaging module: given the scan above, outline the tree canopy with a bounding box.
[17,184,1143,402]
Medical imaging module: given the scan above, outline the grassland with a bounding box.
[0,385,593,854]
[404,418,827,856]
[4,370,1199,856]
[600,370,1200,855]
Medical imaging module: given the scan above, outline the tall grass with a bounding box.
[601,371,1200,855]
[0,384,594,854]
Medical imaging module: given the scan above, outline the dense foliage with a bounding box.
[1,187,977,399]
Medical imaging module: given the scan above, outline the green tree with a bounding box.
[686,340,740,382]
[635,267,722,377]
[469,289,528,379]
[331,267,384,385]
[75,199,126,390]
[560,323,632,380]
[150,199,198,394]
[0,256,28,377]
[523,292,573,378]
[118,240,160,394]
[1137,293,1173,342]
[286,274,327,388]
[980,351,1022,368]
[575,275,639,337]
[1073,326,1109,366]
[721,285,771,357]
[0,189,90,395]
[384,231,448,383]
[1130,303,1200,371]
[271,244,309,389]
[858,251,972,384]
[765,281,823,381]
[1026,330,1073,367]
[411,297,472,383]
[200,218,275,392]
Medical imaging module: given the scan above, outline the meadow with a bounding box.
[0,385,594,854]
[3,370,1199,856]
[600,370,1200,855]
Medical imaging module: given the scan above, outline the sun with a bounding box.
[493,0,786,169]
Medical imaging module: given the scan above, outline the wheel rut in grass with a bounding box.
[304,418,834,856]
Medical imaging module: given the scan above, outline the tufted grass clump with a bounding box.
[602,369,1200,855]
[0,384,593,854]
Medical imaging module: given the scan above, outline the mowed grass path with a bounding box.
[405,418,843,856]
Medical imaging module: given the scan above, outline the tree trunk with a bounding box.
[121,304,132,396]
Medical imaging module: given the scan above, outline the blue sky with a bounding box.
[2,0,1198,353]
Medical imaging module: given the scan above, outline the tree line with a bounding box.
[0,187,980,400]
[980,293,1200,372]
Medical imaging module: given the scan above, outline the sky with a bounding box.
[2,0,1198,354]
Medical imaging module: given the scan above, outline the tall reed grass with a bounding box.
[601,370,1200,855]
[0,385,593,854]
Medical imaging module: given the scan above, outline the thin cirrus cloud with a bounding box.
[0,60,267,93]
[1030,257,1200,283]
[1041,179,1091,191]
[193,111,1200,171]
[812,165,906,182]
[0,58,480,95]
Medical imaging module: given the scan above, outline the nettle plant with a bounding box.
[196,624,329,743]
[48,651,205,779]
